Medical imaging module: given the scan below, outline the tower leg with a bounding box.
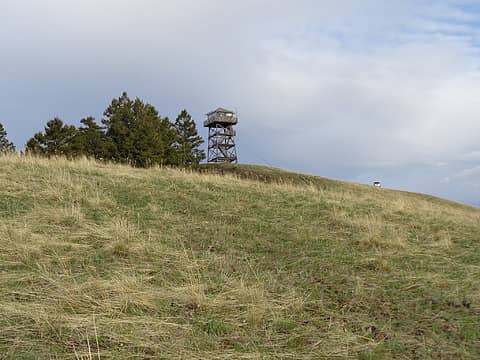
[206,125,237,164]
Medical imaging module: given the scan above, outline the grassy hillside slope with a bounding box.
[0,155,479,359]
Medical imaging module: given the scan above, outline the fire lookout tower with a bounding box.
[204,107,238,163]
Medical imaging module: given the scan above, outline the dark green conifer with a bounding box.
[25,118,79,156]
[102,92,177,167]
[77,117,109,159]
[174,110,205,166]
[0,123,15,152]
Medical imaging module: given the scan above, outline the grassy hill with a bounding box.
[0,154,479,359]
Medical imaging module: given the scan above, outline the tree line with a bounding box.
[0,93,205,167]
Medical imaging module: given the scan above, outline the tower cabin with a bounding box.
[204,107,238,164]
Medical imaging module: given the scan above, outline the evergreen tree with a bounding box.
[77,117,109,159]
[158,116,179,166]
[25,118,79,156]
[174,110,205,166]
[0,123,15,152]
[102,92,177,167]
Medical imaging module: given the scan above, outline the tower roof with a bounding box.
[206,107,235,116]
[204,107,238,127]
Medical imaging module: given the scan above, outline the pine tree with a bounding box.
[77,117,109,159]
[102,93,135,162]
[25,118,79,156]
[174,110,205,166]
[158,116,179,166]
[0,123,15,152]
[102,92,177,167]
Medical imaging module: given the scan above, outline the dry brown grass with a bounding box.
[0,154,479,359]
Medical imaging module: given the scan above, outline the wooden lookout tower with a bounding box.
[204,107,238,163]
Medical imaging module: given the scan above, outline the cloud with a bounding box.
[0,0,479,204]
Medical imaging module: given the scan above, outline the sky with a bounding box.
[1,0,480,205]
